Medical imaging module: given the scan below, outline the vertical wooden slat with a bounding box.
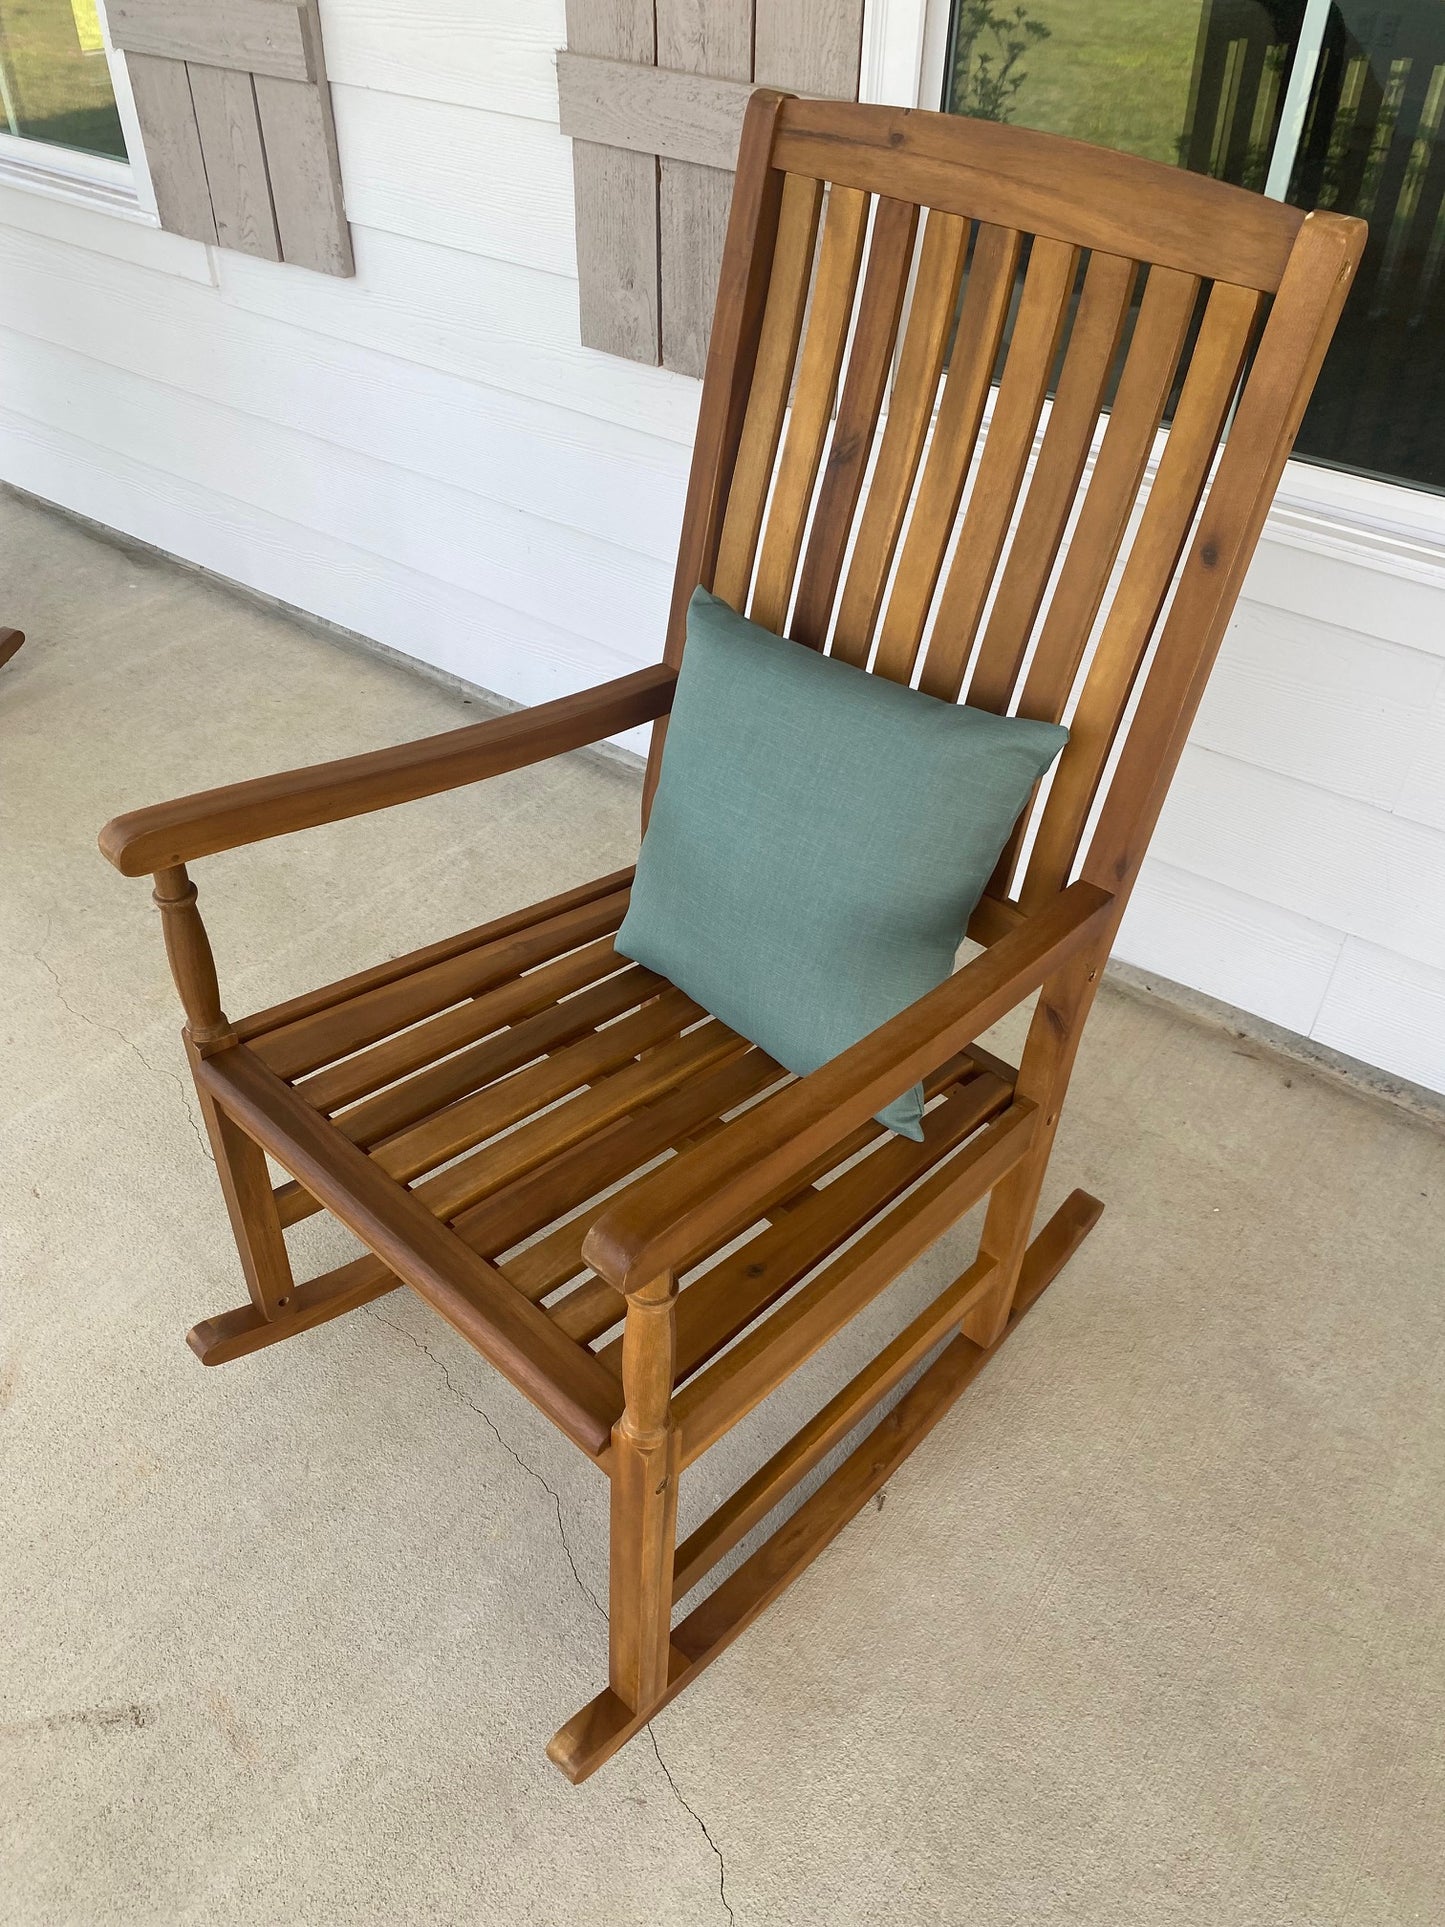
[645,90,790,818]
[125,52,217,244]
[870,223,1022,685]
[657,0,753,378]
[1022,279,1265,910]
[253,71,352,274]
[566,0,660,364]
[963,250,1135,714]
[713,172,826,609]
[188,64,280,261]
[980,263,1200,903]
[830,208,969,667]
[789,196,919,649]
[255,5,352,277]
[917,236,1079,701]
[1013,266,1202,728]
[1080,213,1363,903]
[748,184,871,635]
[754,0,865,96]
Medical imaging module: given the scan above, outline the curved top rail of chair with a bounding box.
[97,665,677,876]
[771,97,1307,292]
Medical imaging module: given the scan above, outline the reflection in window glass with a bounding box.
[0,0,126,159]
[943,1,1445,493]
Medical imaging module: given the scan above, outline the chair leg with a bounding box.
[606,1271,680,1715]
[186,1035,296,1321]
[962,945,1104,1348]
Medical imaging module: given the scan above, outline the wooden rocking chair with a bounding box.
[99,95,1362,1781]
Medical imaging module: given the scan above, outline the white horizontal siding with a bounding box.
[0,0,1443,1098]
[218,226,701,444]
[1115,862,1345,1038]
[320,0,564,120]
[330,88,577,273]
[1312,939,1445,1094]
[0,402,645,711]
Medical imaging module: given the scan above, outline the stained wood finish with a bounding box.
[0,628,24,669]
[869,222,1022,685]
[100,94,1362,1782]
[100,668,675,875]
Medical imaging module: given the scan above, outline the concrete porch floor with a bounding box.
[2,487,1443,1927]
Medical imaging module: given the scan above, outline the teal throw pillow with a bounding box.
[616,588,1068,1138]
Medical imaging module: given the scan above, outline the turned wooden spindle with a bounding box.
[609,1271,681,1712]
[151,864,234,1051]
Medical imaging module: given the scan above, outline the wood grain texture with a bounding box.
[789,195,918,648]
[712,171,824,608]
[556,52,754,172]
[748,182,869,633]
[124,54,217,244]
[830,206,967,666]
[98,666,674,874]
[1025,281,1265,909]
[188,64,280,261]
[754,0,865,95]
[659,161,735,378]
[871,222,1021,685]
[964,249,1135,713]
[198,1046,624,1456]
[774,99,1304,289]
[109,0,313,81]
[918,236,1080,701]
[656,0,753,378]
[564,0,660,363]
[255,66,352,275]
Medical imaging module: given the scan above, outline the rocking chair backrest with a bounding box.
[650,95,1364,933]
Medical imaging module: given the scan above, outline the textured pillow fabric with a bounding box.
[616,588,1068,1138]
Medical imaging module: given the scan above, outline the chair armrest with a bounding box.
[98,665,676,877]
[582,879,1115,1294]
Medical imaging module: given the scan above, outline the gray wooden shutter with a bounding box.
[110,0,353,276]
[558,0,865,375]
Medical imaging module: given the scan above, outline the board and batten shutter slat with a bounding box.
[187,63,281,260]
[111,0,352,276]
[657,0,753,377]
[565,0,661,364]
[557,0,866,372]
[124,53,216,243]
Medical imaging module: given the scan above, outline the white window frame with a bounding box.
[0,0,156,222]
[860,0,1445,552]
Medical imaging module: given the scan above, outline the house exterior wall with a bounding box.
[1,0,1443,1095]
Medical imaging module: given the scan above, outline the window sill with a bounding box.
[0,138,154,225]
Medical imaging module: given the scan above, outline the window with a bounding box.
[0,0,124,158]
[942,0,1445,494]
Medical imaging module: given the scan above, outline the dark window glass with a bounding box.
[943,1,1445,493]
[0,0,126,160]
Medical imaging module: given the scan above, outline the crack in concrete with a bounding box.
[364,1306,736,1922]
[648,1727,735,1925]
[364,1308,606,1621]
[30,938,213,1164]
